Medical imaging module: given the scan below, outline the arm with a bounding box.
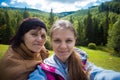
[28,65,47,80]
[75,48,120,80]
[86,62,120,80]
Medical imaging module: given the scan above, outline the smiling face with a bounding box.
[51,28,76,62]
[23,28,46,53]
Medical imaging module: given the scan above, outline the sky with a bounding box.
[0,0,111,13]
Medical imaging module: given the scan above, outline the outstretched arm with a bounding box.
[75,47,120,80]
[86,62,120,80]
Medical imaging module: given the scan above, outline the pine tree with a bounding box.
[23,7,30,19]
[48,8,54,30]
[3,10,12,44]
[107,20,120,56]
[103,12,109,45]
[84,9,93,44]
[76,20,85,45]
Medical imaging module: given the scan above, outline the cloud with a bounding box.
[46,0,82,3]
[10,0,48,10]
[44,2,80,12]
[9,0,111,12]
[1,2,9,6]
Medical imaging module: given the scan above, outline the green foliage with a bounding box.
[55,11,75,18]
[45,37,52,50]
[23,7,30,18]
[107,20,120,56]
[48,9,55,30]
[76,20,86,46]
[84,9,94,44]
[99,1,120,14]
[0,0,120,48]
[92,17,102,45]
[69,16,74,24]
[88,43,97,50]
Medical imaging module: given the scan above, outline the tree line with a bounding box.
[0,0,120,56]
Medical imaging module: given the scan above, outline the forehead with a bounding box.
[28,28,46,33]
[52,29,75,39]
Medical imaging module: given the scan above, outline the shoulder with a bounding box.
[40,63,56,73]
[39,63,64,80]
[44,55,58,67]
[0,46,22,65]
[29,63,59,80]
[74,47,88,65]
[29,65,47,80]
[74,47,88,59]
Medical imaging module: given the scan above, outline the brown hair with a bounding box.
[68,51,88,80]
[50,20,88,80]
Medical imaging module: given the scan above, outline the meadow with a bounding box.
[79,47,120,72]
[0,44,9,58]
[0,44,120,72]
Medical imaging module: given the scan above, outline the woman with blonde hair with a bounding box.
[29,19,88,80]
[29,19,120,80]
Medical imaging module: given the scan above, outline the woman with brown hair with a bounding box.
[29,19,88,80]
[29,19,120,80]
[0,17,49,80]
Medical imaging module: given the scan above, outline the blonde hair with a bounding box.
[50,20,77,39]
[50,20,88,80]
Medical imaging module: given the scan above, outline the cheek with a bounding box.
[24,39,30,47]
[69,43,75,51]
[71,41,76,47]
[43,38,46,44]
[51,42,57,50]
[23,36,33,46]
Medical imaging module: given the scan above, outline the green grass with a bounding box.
[0,44,9,58]
[79,46,120,72]
[49,50,54,56]
[0,44,120,72]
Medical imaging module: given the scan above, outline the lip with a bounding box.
[34,44,42,48]
[59,51,68,53]
[34,43,42,46]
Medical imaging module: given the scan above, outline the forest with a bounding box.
[0,0,120,56]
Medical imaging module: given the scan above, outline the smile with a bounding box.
[59,51,68,53]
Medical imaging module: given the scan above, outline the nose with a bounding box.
[60,42,67,49]
[38,36,42,40]
[36,36,43,42]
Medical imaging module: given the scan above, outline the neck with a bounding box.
[56,55,67,63]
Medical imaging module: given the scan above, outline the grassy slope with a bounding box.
[80,47,120,72]
[0,44,9,58]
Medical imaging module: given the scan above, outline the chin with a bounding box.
[32,50,40,53]
[36,50,41,53]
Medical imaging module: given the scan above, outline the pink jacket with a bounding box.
[40,63,64,80]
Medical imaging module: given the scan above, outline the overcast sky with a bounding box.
[0,0,111,13]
